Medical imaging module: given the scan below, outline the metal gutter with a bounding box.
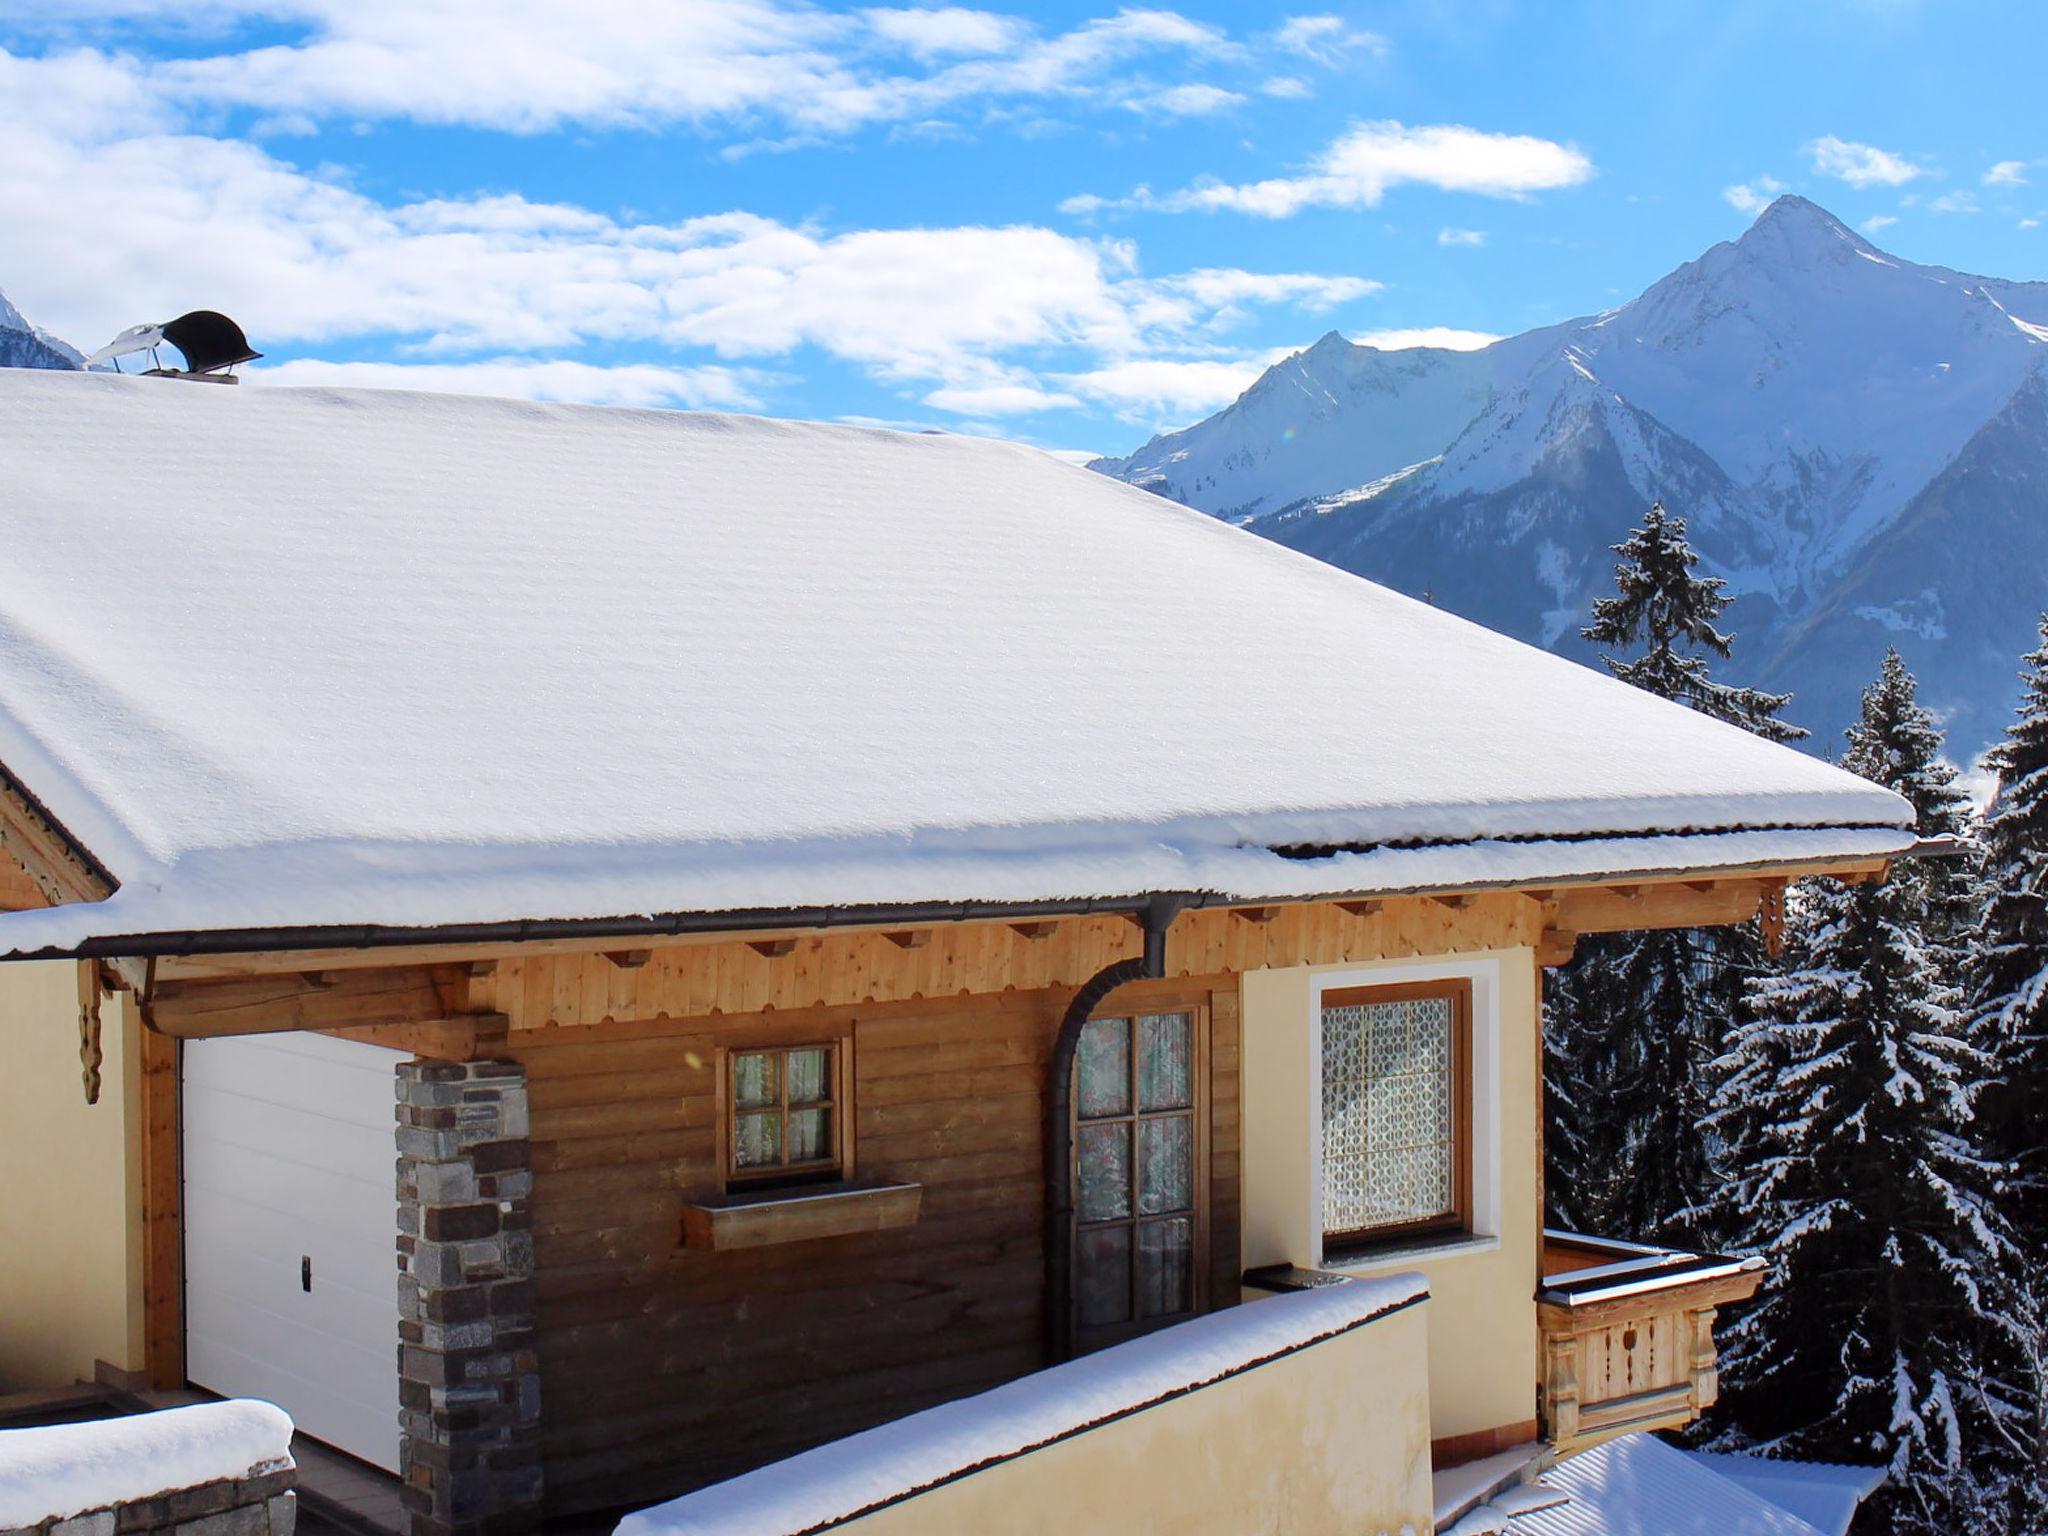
[3,822,1913,963]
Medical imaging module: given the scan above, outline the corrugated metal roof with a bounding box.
[1683,1450,1886,1536]
[1507,1435,1830,1536]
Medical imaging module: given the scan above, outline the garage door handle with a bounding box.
[302,1255,312,1293]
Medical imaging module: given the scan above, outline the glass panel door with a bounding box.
[1072,1010,1203,1348]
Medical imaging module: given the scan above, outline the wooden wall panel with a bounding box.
[516,990,1053,1517]
[517,975,1254,1520]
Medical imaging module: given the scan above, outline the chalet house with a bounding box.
[0,368,1916,1535]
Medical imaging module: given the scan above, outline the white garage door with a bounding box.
[183,1032,402,1472]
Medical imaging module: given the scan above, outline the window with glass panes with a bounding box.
[1320,980,1471,1246]
[1071,1009,1205,1346]
[723,1041,847,1186]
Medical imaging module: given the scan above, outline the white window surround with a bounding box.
[1307,956,1505,1271]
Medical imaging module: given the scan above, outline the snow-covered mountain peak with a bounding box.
[0,286,83,370]
[1092,201,2048,754]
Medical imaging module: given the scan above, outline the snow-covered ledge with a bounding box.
[0,1401,296,1536]
[617,1274,1433,1536]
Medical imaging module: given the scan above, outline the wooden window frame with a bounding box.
[714,1032,856,1192]
[1319,977,1474,1253]
[1070,1000,1212,1353]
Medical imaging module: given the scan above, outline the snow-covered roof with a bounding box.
[1506,1435,1837,1536]
[1681,1450,1886,1536]
[0,369,1910,954]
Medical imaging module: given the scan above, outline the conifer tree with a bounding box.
[1583,501,1805,743]
[1544,503,1801,1245]
[1706,651,2035,1536]
[1970,617,2048,1525]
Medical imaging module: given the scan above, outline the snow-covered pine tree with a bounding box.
[1706,651,2035,1536]
[1544,503,1802,1245]
[1970,616,2048,1525]
[1582,501,1805,744]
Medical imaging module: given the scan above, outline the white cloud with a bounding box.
[1861,213,1898,233]
[1059,357,1268,416]
[1984,160,2029,186]
[0,3,1236,141]
[1355,326,1500,351]
[1271,16,1387,66]
[1125,82,1244,118]
[864,7,1030,60]
[1930,189,1980,215]
[2022,218,2041,231]
[922,380,1081,414]
[1122,120,1593,218]
[1723,175,1786,214]
[1126,268,1380,326]
[1805,134,1924,189]
[0,101,1379,423]
[250,357,765,408]
[1437,227,1486,247]
[1259,75,1312,98]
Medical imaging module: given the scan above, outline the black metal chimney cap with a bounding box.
[160,310,262,374]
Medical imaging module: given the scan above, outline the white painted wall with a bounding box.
[1240,947,1543,1442]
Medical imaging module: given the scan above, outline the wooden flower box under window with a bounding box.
[1538,1229,1765,1455]
[682,1181,923,1252]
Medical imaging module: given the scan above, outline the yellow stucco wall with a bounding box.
[1242,948,1542,1444]
[832,1299,1435,1536]
[0,961,144,1390]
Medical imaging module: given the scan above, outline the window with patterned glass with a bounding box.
[1072,1009,1206,1348]
[722,1040,849,1187]
[1320,980,1471,1245]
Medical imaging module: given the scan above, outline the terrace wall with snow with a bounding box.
[616,1276,1434,1536]
[0,1402,296,1536]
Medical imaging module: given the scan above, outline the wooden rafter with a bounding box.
[0,769,113,909]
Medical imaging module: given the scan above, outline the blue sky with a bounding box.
[2,0,2043,457]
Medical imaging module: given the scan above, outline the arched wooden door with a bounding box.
[1069,1004,1209,1352]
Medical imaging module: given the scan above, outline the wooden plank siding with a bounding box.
[501,976,1238,1517]
[470,899,1549,1518]
[132,885,1802,1518]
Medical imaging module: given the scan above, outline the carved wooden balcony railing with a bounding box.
[1538,1230,1764,1456]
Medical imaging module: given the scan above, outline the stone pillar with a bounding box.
[395,1060,541,1536]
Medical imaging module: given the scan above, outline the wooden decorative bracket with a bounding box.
[1759,884,1787,959]
[749,939,797,959]
[1335,900,1382,919]
[1232,906,1278,924]
[1008,921,1058,941]
[76,959,103,1105]
[883,930,930,949]
[604,949,652,969]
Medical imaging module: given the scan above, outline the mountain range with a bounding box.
[1093,196,2048,761]
[0,289,83,371]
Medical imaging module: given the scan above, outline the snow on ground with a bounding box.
[0,1401,294,1525]
[0,370,1908,954]
[616,1276,1425,1536]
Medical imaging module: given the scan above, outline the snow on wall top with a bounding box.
[615,1274,1426,1536]
[0,1400,295,1526]
[0,370,1909,951]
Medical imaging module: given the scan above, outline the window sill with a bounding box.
[681,1180,922,1251]
[1321,1232,1500,1274]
